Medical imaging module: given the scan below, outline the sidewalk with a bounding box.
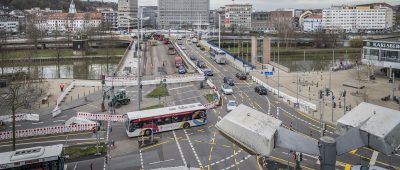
[252,64,400,123]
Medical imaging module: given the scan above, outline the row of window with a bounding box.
[129,112,206,130]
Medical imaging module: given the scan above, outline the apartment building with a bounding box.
[225,4,252,32]
[157,0,209,29]
[118,0,138,30]
[322,3,394,32]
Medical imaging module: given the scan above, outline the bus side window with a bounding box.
[183,115,192,121]
[156,118,164,125]
[164,117,172,124]
[172,116,182,123]
[194,111,206,119]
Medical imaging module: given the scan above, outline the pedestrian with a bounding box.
[59,83,64,92]
[90,162,93,170]
[272,66,275,72]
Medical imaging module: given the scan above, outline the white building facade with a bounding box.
[118,0,138,31]
[157,0,210,29]
[0,15,19,33]
[225,4,252,31]
[303,14,322,32]
[322,4,394,32]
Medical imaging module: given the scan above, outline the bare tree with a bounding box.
[0,30,8,75]
[0,70,47,151]
[271,16,295,49]
[52,25,63,78]
[26,21,43,75]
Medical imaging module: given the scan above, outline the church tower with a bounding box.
[69,0,76,14]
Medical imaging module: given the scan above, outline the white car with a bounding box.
[221,83,233,95]
[181,46,187,50]
[226,100,237,112]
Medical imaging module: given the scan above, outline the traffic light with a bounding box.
[342,90,346,97]
[319,90,324,99]
[325,88,330,96]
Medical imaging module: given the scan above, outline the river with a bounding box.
[0,60,119,79]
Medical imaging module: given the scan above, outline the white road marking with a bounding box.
[148,159,175,165]
[184,129,203,167]
[173,130,187,167]
[53,120,65,123]
[73,162,78,170]
[32,122,44,125]
[139,149,144,169]
[9,124,21,127]
[369,151,379,166]
[169,84,194,90]
[207,149,242,167]
[221,154,252,170]
[0,138,105,148]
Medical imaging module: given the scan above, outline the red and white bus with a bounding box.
[124,103,207,137]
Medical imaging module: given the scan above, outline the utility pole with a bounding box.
[218,13,221,49]
[278,40,280,97]
[137,12,142,111]
[297,60,299,106]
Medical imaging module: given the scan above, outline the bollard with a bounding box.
[89,89,91,94]
[70,96,72,101]
[38,103,40,109]
[78,94,80,99]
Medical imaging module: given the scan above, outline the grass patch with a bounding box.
[1,47,127,59]
[204,93,217,102]
[64,144,107,160]
[146,85,169,98]
[142,104,164,110]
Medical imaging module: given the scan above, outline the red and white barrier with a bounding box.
[0,124,96,140]
[0,113,39,123]
[77,112,127,122]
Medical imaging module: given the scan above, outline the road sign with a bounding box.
[262,72,273,76]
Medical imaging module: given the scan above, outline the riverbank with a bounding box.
[0,47,127,59]
[0,55,123,63]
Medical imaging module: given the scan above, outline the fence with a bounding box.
[77,112,127,122]
[0,124,96,140]
[250,75,316,113]
[0,113,39,123]
[115,41,134,76]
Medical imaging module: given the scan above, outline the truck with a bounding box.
[108,89,131,108]
[175,56,183,68]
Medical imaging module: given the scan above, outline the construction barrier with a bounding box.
[0,113,39,123]
[250,75,316,113]
[0,124,96,140]
[77,112,127,122]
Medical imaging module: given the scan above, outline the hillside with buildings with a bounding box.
[0,0,116,12]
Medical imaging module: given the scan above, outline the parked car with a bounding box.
[255,85,268,95]
[235,72,247,80]
[221,83,233,95]
[196,43,201,47]
[226,100,237,112]
[190,55,197,61]
[197,60,206,68]
[203,69,213,76]
[178,66,187,74]
[223,77,234,86]
[181,46,187,50]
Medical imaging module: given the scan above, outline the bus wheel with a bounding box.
[144,129,152,136]
[183,122,190,129]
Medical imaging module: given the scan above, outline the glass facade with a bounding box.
[363,40,400,64]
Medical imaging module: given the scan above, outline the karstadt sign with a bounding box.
[365,41,400,50]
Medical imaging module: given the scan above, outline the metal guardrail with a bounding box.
[250,75,316,113]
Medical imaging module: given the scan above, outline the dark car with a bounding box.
[197,60,206,68]
[190,55,197,61]
[178,66,187,74]
[235,72,247,80]
[223,77,235,86]
[255,86,268,95]
[196,43,201,47]
[203,69,213,76]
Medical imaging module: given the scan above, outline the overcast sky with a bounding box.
[100,0,399,10]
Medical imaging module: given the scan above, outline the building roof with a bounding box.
[48,12,102,20]
[0,144,63,165]
[305,14,322,19]
[337,102,400,137]
[125,103,206,120]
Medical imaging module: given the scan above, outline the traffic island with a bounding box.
[146,85,169,98]
[64,143,107,163]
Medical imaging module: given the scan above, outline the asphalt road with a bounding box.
[181,38,400,170]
